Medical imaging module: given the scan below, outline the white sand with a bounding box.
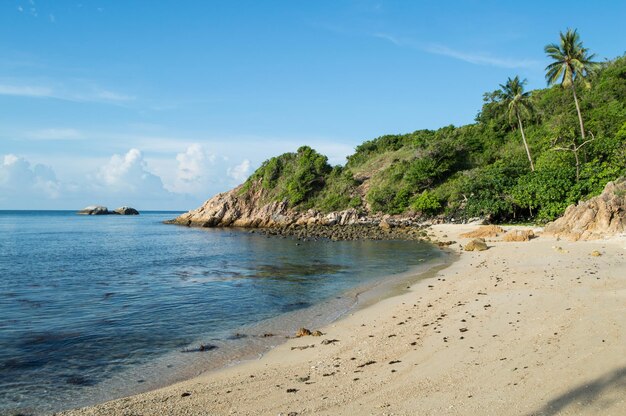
[59,225,626,416]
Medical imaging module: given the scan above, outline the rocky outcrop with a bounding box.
[77,205,110,215]
[113,207,139,215]
[256,223,428,241]
[545,178,626,240]
[460,225,504,238]
[464,238,488,251]
[169,177,496,232]
[502,229,535,242]
[170,182,364,228]
[77,205,140,216]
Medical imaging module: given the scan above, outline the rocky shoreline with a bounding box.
[166,217,461,245]
[164,181,467,243]
[254,222,429,241]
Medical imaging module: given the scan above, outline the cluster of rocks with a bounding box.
[77,205,139,215]
[545,177,626,240]
[295,328,323,337]
[256,223,429,241]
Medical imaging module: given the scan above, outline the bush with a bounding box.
[410,191,442,215]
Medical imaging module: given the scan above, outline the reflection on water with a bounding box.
[0,211,442,415]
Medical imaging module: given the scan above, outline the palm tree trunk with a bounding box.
[571,84,586,141]
[574,146,580,181]
[517,114,535,171]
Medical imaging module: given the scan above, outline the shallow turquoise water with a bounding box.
[0,211,441,415]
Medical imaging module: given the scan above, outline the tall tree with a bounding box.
[499,76,534,171]
[545,28,599,141]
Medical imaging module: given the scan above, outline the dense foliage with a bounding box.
[242,146,361,211]
[241,53,626,222]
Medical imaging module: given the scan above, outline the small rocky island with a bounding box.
[77,205,139,215]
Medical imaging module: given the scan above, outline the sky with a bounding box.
[1,1,625,210]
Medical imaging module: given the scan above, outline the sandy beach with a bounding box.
[59,224,626,416]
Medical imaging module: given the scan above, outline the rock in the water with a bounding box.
[114,206,139,215]
[503,229,535,242]
[545,178,626,240]
[77,205,109,215]
[464,238,488,251]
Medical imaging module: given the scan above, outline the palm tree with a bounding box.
[545,28,599,141]
[499,76,534,171]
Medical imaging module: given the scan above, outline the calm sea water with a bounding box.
[0,211,442,415]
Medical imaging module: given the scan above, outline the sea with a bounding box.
[0,210,445,415]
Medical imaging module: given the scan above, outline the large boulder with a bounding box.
[113,206,139,215]
[171,182,296,228]
[545,178,626,241]
[464,238,488,251]
[502,229,535,242]
[77,205,109,215]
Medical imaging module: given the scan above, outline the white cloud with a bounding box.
[0,150,198,210]
[374,32,540,69]
[94,148,168,198]
[0,154,60,203]
[423,43,539,69]
[373,33,402,46]
[94,89,135,102]
[28,128,83,140]
[0,136,354,209]
[0,84,54,97]
[169,144,252,196]
[0,81,135,104]
[227,159,251,182]
[175,144,217,186]
[27,0,37,17]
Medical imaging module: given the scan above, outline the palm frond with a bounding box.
[545,64,564,85]
[545,28,597,89]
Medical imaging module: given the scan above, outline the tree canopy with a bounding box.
[240,47,626,222]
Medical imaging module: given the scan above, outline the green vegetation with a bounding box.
[241,30,626,223]
[242,145,361,212]
[545,28,600,142]
[498,76,535,171]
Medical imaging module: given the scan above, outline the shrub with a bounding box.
[410,191,442,215]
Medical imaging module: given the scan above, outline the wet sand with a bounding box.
[59,224,626,415]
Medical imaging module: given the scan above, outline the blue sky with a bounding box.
[1,0,625,210]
